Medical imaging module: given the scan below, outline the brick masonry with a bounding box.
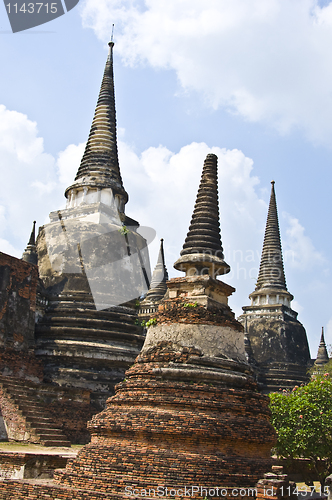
[0,376,97,445]
[0,253,38,352]
[0,292,277,499]
[0,349,43,382]
[0,452,70,480]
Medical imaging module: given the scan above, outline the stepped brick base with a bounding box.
[35,290,145,409]
[45,338,275,497]
[0,377,72,446]
[0,480,114,500]
[0,469,300,500]
[0,451,72,480]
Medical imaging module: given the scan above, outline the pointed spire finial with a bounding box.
[315,327,329,365]
[174,153,230,278]
[144,238,169,302]
[22,220,38,265]
[65,38,128,209]
[28,221,36,246]
[321,326,325,342]
[108,24,115,55]
[255,180,287,291]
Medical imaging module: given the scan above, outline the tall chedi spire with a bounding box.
[35,42,150,409]
[174,153,229,277]
[249,181,293,308]
[51,153,276,496]
[315,327,329,366]
[64,41,128,214]
[239,181,311,393]
[255,181,287,290]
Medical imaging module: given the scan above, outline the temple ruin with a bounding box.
[238,181,311,392]
[34,40,151,409]
[0,152,277,499]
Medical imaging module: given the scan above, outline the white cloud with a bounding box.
[117,140,330,325]
[0,105,44,163]
[56,143,86,187]
[119,140,269,316]
[0,102,327,350]
[0,239,21,259]
[325,318,332,350]
[291,299,304,316]
[282,212,326,270]
[0,105,66,251]
[81,0,332,145]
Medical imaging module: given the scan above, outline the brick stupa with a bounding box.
[0,153,277,499]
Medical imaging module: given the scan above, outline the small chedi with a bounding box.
[239,181,311,392]
[314,327,329,366]
[0,152,277,499]
[34,41,150,409]
[139,238,168,321]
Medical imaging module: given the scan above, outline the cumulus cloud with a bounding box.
[118,140,269,315]
[119,140,265,265]
[326,318,332,349]
[282,212,326,270]
[0,102,327,344]
[0,105,72,253]
[81,0,332,145]
[0,239,21,258]
[117,139,328,322]
[57,143,86,187]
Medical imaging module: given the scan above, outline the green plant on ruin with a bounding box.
[183,302,198,308]
[135,319,146,327]
[269,374,332,487]
[145,317,157,327]
[118,225,129,236]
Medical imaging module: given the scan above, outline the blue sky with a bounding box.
[0,0,331,357]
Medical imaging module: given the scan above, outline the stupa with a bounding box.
[239,181,311,392]
[314,327,329,366]
[139,238,168,321]
[39,153,276,498]
[34,41,151,408]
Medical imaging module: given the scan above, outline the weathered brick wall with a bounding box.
[0,480,113,499]
[48,339,275,496]
[0,349,43,382]
[0,386,30,441]
[0,378,96,444]
[0,253,38,352]
[29,385,96,444]
[0,453,69,480]
[47,400,97,444]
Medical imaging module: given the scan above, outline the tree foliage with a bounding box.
[269,374,332,486]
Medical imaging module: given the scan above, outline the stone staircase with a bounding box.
[0,376,71,447]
